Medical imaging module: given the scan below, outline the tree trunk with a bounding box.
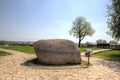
[78,39,81,48]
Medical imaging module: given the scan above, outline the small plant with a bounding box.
[81,60,92,67]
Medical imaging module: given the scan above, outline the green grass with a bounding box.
[0,46,34,54]
[0,51,11,56]
[80,47,102,52]
[0,46,102,54]
[82,60,92,66]
[92,50,120,61]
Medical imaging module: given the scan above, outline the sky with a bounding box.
[0,0,114,43]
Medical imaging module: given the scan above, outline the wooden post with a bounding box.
[88,56,90,65]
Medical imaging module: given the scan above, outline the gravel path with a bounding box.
[81,49,111,56]
[0,48,120,80]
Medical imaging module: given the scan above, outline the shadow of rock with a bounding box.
[21,58,82,69]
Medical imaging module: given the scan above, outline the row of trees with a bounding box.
[96,39,118,44]
[0,41,33,46]
[81,40,119,48]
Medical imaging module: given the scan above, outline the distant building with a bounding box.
[97,43,120,50]
[97,44,110,49]
[110,44,120,50]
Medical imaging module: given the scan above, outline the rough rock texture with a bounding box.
[34,39,81,64]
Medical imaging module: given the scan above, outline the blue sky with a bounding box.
[0,0,114,43]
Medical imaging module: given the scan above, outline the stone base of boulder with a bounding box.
[34,39,81,65]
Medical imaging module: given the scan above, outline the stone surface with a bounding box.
[33,39,81,64]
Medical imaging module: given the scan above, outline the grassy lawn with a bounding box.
[92,50,120,61]
[0,46,102,54]
[80,47,102,52]
[0,51,11,56]
[0,46,34,54]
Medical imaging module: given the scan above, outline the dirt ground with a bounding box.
[0,48,120,80]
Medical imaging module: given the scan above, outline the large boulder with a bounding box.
[34,39,81,65]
